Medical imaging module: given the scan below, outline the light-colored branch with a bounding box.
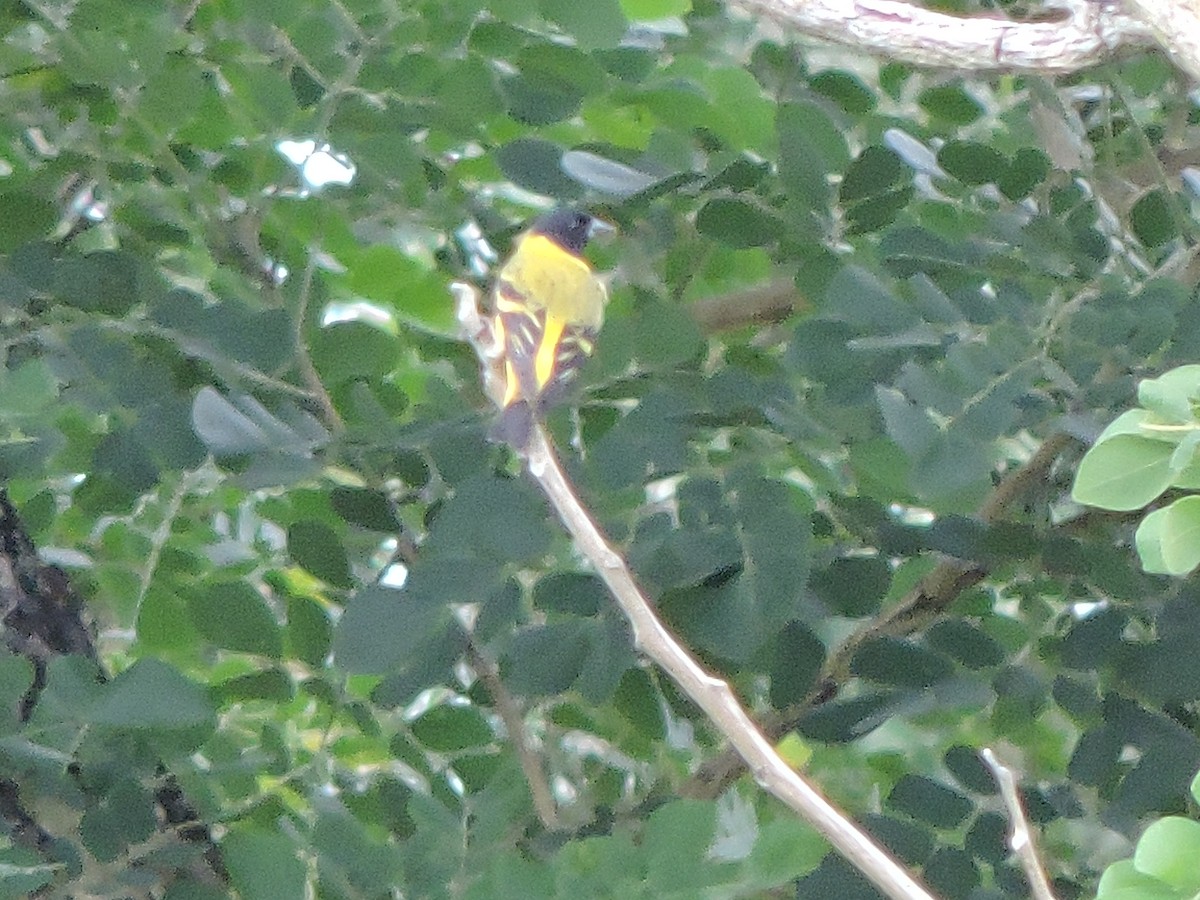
[524,425,934,900]
[456,284,936,900]
[728,0,1152,72]
[980,749,1058,900]
[1123,0,1200,82]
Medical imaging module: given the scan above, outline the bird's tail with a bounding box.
[488,401,536,452]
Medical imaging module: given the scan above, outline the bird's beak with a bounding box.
[587,218,616,241]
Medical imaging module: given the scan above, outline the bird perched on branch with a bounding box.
[489,208,610,450]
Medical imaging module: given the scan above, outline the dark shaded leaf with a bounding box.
[287,520,354,589]
[887,774,972,827]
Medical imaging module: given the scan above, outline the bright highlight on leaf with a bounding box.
[275,138,357,196]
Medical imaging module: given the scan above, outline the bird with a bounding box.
[488,208,610,450]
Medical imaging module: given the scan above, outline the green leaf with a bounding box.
[287,520,354,589]
[1134,817,1200,892]
[644,800,718,893]
[495,138,581,198]
[876,386,938,460]
[285,595,332,666]
[137,588,201,652]
[1136,497,1200,575]
[411,705,495,752]
[918,84,983,126]
[79,778,157,862]
[1131,189,1177,248]
[851,637,955,688]
[811,557,890,618]
[501,622,592,697]
[330,486,402,532]
[923,847,979,898]
[810,71,876,116]
[926,620,1004,669]
[886,775,973,827]
[944,746,996,794]
[798,691,902,743]
[222,826,307,900]
[0,654,33,736]
[612,667,664,741]
[0,857,57,896]
[743,818,826,887]
[89,659,214,730]
[0,194,57,251]
[213,668,294,704]
[1138,365,1200,424]
[540,0,628,50]
[840,146,905,202]
[501,72,583,126]
[346,245,455,336]
[619,0,691,19]
[1072,434,1176,511]
[729,471,811,634]
[53,250,147,315]
[532,572,607,616]
[695,198,783,248]
[768,621,824,708]
[998,147,1050,200]
[777,101,848,207]
[189,580,284,657]
[310,322,401,383]
[467,854,556,900]
[311,800,403,895]
[993,665,1047,732]
[1096,860,1177,899]
[333,584,451,674]
[937,141,1008,186]
[421,473,552,565]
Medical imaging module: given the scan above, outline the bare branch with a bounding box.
[689,279,805,334]
[980,748,1058,900]
[728,0,1152,72]
[524,425,935,900]
[1123,0,1200,81]
[466,640,561,831]
[457,284,936,900]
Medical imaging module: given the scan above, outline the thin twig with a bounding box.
[465,640,560,831]
[386,511,560,830]
[292,255,344,433]
[980,748,1058,900]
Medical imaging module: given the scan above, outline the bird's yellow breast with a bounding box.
[498,233,606,330]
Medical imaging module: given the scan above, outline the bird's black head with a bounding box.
[531,208,597,254]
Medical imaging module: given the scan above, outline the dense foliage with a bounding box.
[3,0,1200,897]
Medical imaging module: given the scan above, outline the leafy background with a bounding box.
[1,0,1199,897]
